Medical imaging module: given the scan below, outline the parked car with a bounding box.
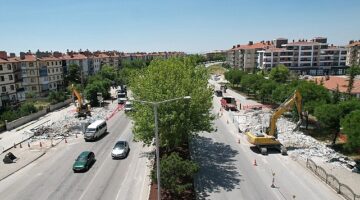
[214,90,223,97]
[111,141,130,159]
[73,151,95,172]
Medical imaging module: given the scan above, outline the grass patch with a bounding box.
[208,64,226,75]
[27,99,51,110]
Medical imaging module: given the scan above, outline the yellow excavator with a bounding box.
[246,90,302,155]
[71,84,91,118]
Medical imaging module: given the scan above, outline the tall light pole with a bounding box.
[131,96,191,200]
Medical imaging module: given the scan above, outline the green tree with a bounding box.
[130,57,214,149]
[314,104,341,145]
[48,91,67,104]
[99,64,117,81]
[258,79,277,103]
[152,152,199,196]
[240,74,262,95]
[346,65,360,95]
[332,84,341,104]
[297,80,331,114]
[84,80,111,106]
[224,69,244,86]
[269,64,290,83]
[65,64,81,84]
[341,110,360,151]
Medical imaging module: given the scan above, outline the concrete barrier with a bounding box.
[5,109,47,131]
[49,99,72,112]
[5,99,72,131]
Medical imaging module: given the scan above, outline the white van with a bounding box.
[124,101,132,112]
[84,120,107,141]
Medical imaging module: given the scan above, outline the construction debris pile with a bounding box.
[24,103,118,142]
[234,109,357,168]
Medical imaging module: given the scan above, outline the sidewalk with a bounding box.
[210,78,360,196]
[0,134,83,181]
[0,104,77,154]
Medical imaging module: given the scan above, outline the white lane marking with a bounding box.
[78,149,114,200]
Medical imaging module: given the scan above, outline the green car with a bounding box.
[73,151,95,172]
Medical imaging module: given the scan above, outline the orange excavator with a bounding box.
[246,90,302,155]
[71,84,91,118]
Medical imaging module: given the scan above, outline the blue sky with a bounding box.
[0,0,359,53]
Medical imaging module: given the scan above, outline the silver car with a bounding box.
[111,141,129,159]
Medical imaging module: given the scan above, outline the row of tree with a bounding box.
[129,56,213,197]
[224,64,360,151]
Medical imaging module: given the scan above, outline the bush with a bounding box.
[152,152,199,196]
[48,91,67,104]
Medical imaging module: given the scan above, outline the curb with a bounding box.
[0,151,46,182]
[1,135,35,155]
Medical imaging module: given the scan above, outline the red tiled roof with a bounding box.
[348,41,360,47]
[61,53,87,60]
[313,76,360,94]
[231,42,272,51]
[39,56,60,61]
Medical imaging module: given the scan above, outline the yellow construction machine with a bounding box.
[246,90,302,155]
[71,85,91,118]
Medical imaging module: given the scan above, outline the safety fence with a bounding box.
[306,158,360,200]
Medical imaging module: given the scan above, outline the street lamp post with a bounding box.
[131,96,191,200]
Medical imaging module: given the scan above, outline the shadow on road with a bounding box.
[191,136,241,200]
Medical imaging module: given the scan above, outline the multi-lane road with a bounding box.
[0,109,151,200]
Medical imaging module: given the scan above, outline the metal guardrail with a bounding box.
[306,158,360,200]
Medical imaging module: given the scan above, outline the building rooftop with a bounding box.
[313,76,360,94]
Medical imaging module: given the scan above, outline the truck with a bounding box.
[220,96,237,111]
[245,90,302,155]
[117,92,127,104]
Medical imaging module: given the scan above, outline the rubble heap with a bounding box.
[234,109,356,168]
[24,103,118,141]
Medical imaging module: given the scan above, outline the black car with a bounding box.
[73,151,95,172]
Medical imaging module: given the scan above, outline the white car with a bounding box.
[124,101,132,112]
[111,141,129,159]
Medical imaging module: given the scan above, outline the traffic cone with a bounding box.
[40,142,42,148]
[28,142,30,148]
[75,133,78,138]
[238,138,240,144]
[19,143,22,148]
[253,159,257,166]
[65,138,67,143]
[14,143,17,148]
[227,119,229,124]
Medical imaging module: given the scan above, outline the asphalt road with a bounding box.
[0,110,151,200]
[192,85,343,200]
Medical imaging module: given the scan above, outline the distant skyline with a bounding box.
[0,0,360,54]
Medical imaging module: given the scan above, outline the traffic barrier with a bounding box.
[39,142,42,148]
[253,159,257,166]
[19,143,22,148]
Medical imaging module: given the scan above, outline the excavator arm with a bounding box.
[268,90,302,137]
[71,84,83,106]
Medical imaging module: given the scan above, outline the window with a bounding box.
[0,76,4,81]
[47,62,49,66]
[56,68,58,72]
[32,86,36,91]
[31,78,35,83]
[2,86,6,92]
[0,65,2,70]
[52,69,54,73]
[10,85,15,91]
[7,64,11,70]
[30,70,34,75]
[48,69,50,73]
[9,75,13,80]
[49,76,52,81]
[57,75,59,79]
[52,62,54,65]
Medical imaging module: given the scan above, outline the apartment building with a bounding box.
[227,41,271,72]
[61,53,89,77]
[19,53,42,97]
[257,37,347,75]
[38,56,64,94]
[347,40,360,66]
[0,52,17,107]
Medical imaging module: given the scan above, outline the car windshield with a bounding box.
[225,98,235,104]
[76,156,87,162]
[125,104,132,108]
[114,142,126,149]
[118,94,126,98]
[86,128,96,132]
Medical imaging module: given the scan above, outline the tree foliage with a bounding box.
[269,64,290,83]
[341,110,360,151]
[130,57,214,149]
[152,152,199,196]
[346,65,360,95]
[48,91,67,104]
[65,64,81,84]
[224,69,244,85]
[240,74,263,95]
